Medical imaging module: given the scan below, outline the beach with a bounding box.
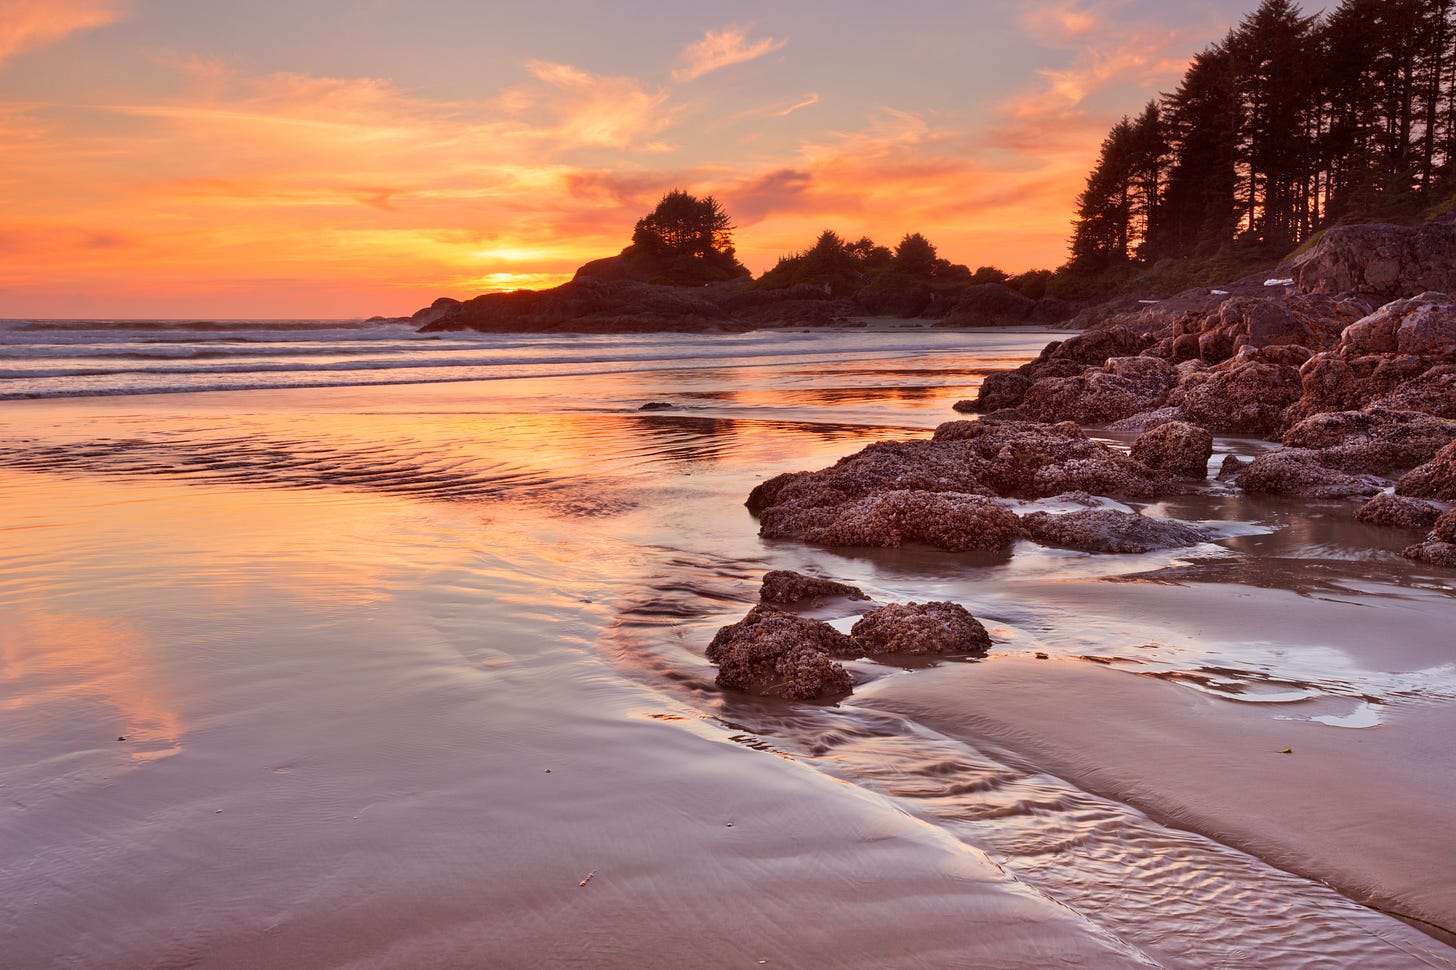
[1,321,1453,968]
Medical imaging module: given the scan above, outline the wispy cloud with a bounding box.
[1019,1,1103,46]
[0,0,125,66]
[672,25,786,82]
[505,60,678,150]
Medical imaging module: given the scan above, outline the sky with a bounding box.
[0,0,1316,318]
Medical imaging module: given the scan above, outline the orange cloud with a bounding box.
[672,25,786,82]
[1019,1,1103,46]
[503,61,678,150]
[0,0,124,66]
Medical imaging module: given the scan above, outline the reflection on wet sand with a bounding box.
[2,613,182,762]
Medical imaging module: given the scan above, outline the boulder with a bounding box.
[1169,355,1304,436]
[1130,421,1214,479]
[760,489,1023,552]
[1339,292,1456,356]
[1396,440,1456,500]
[1019,509,1211,554]
[1280,407,1456,474]
[1017,370,1171,425]
[1106,407,1191,433]
[1373,365,1456,418]
[706,605,858,700]
[1401,510,1456,568]
[1218,454,1251,480]
[1237,448,1385,498]
[930,419,1170,498]
[1355,493,1443,530]
[1285,222,1456,301]
[759,570,868,604]
[968,371,1033,413]
[850,601,992,656]
[746,438,995,515]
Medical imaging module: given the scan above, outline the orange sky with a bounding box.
[0,0,1278,318]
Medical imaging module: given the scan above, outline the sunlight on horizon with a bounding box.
[0,1,1265,318]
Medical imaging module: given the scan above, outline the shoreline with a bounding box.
[3,329,1453,966]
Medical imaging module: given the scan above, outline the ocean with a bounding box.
[1,318,1453,968]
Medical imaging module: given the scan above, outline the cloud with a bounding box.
[503,60,678,150]
[1019,1,1103,46]
[0,0,125,66]
[672,26,786,82]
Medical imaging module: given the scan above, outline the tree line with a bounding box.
[1070,0,1456,272]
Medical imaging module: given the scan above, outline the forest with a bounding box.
[1065,0,1456,294]
[607,0,1456,309]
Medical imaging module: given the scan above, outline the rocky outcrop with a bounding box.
[1168,352,1304,436]
[1355,493,1444,530]
[420,277,729,333]
[1236,448,1385,498]
[1285,223,1456,301]
[759,489,1023,552]
[1019,509,1211,553]
[706,605,857,700]
[759,570,868,604]
[1281,407,1456,474]
[749,420,1176,554]
[962,326,1158,414]
[1401,509,1456,567]
[928,419,1171,498]
[1017,356,1175,426]
[850,601,992,655]
[1130,421,1213,479]
[1396,440,1456,500]
[1338,292,1456,356]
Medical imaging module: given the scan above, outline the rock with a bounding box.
[1401,510,1456,567]
[1396,440,1456,500]
[1106,407,1190,433]
[1217,454,1250,480]
[1203,298,1314,360]
[1355,493,1443,530]
[746,438,996,515]
[930,419,1170,498]
[1373,365,1456,418]
[1285,222,1456,301]
[759,570,868,604]
[1019,509,1211,554]
[1238,448,1385,498]
[1169,355,1303,436]
[1281,407,1456,473]
[761,489,1023,552]
[850,602,992,656]
[706,605,858,700]
[409,297,461,327]
[1295,352,1366,415]
[1130,421,1214,479]
[1045,325,1157,366]
[969,371,1033,413]
[638,401,674,411]
[1017,370,1171,425]
[1339,292,1456,356]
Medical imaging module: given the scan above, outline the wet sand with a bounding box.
[2,332,1454,967]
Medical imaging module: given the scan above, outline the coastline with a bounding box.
[2,330,1453,966]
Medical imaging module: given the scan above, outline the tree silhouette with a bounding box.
[622,190,748,284]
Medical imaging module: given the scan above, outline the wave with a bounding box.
[0,329,1035,401]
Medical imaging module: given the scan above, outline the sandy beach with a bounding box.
[2,326,1453,967]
